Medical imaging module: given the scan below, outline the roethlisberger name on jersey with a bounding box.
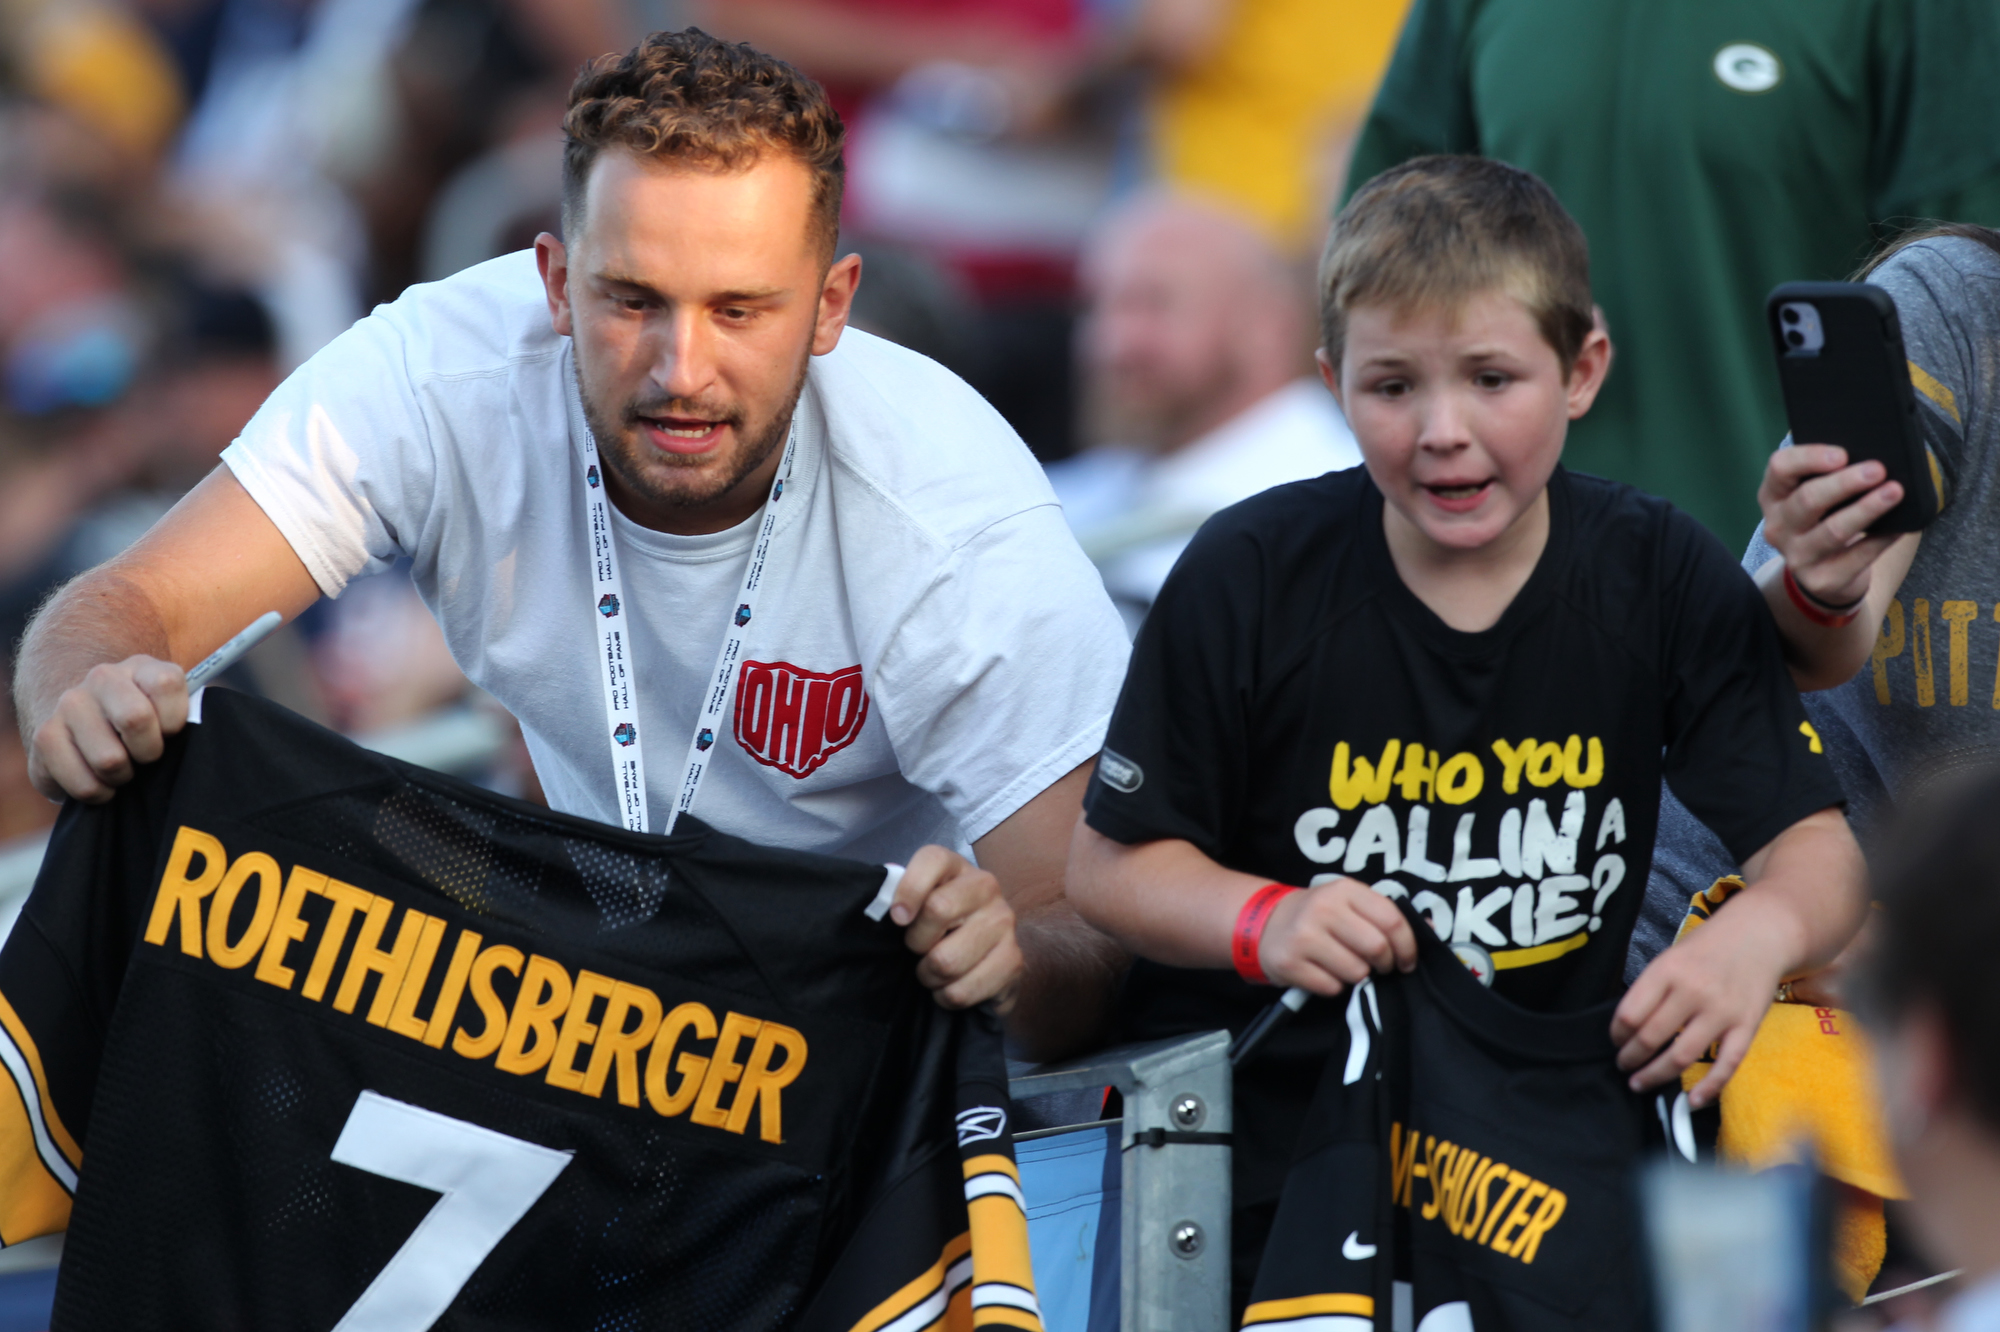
[146,824,807,1144]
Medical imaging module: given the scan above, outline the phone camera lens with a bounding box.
[1782,308,1800,325]
[1786,330,1804,347]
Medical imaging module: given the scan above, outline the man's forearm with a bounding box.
[14,567,170,744]
[1006,901,1129,1062]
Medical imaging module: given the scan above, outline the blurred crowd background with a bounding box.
[4,4,2000,1326]
[0,0,1405,842]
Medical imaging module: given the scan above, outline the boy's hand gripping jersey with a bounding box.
[1245,906,1685,1332]
[0,689,1042,1332]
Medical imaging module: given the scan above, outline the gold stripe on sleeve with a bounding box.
[844,1230,972,1332]
[1909,360,1961,424]
[1243,1293,1375,1322]
[0,990,80,1168]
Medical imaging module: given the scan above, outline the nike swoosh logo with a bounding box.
[1343,1231,1376,1260]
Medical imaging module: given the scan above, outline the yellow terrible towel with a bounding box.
[1676,879,1906,1302]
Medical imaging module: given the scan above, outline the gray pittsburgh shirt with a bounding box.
[1636,235,2000,973]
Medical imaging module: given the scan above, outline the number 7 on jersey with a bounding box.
[329,1091,573,1331]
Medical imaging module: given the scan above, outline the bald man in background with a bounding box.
[1046,193,1359,630]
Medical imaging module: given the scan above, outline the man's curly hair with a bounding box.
[562,29,845,258]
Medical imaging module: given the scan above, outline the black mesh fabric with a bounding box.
[23,690,984,1332]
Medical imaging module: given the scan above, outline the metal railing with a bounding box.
[1011,1031,1233,1332]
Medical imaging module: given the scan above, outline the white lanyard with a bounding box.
[570,371,800,834]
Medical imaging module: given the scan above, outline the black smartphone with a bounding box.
[1767,281,1941,533]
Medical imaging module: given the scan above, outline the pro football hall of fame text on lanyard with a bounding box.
[571,377,800,834]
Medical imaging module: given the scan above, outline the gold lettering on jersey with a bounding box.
[729,1022,808,1139]
[333,899,431,1022]
[647,1001,718,1116]
[421,930,482,1048]
[1398,1122,1568,1266]
[496,954,572,1075]
[254,865,322,988]
[146,826,227,957]
[302,879,373,1002]
[691,1011,763,1128]
[453,944,522,1059]
[581,982,662,1106]
[144,828,812,1144]
[546,971,620,1093]
[206,851,282,968]
[384,915,449,1040]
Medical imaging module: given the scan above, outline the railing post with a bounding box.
[1010,1030,1233,1332]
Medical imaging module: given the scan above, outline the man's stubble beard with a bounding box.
[577,349,811,513]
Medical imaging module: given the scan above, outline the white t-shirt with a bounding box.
[1048,377,1361,624]
[222,251,1130,863]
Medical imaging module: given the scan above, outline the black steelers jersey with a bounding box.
[1244,905,1677,1332]
[0,688,1041,1332]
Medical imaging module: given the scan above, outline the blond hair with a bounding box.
[1320,156,1593,375]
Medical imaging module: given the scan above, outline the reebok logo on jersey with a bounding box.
[143,826,809,1144]
[733,660,868,779]
[1390,1121,1568,1266]
[955,1105,1007,1146]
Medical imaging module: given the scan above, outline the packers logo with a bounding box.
[1712,43,1782,93]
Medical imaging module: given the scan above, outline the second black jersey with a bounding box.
[0,690,1041,1332]
[1245,907,1683,1331]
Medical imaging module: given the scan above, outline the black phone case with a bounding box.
[1767,281,1939,533]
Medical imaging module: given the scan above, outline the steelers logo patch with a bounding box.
[1713,43,1782,93]
[1451,942,1494,987]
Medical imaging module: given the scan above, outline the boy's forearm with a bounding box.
[1735,806,1868,977]
[1065,823,1273,968]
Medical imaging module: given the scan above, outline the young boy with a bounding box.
[1066,156,1868,1304]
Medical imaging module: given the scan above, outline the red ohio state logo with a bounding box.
[733,660,870,778]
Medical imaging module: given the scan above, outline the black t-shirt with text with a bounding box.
[1085,466,1840,1211]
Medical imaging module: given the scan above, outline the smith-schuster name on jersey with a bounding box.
[1245,905,1680,1332]
[0,689,1041,1332]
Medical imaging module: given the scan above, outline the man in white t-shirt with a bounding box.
[17,30,1131,1057]
[1048,193,1361,628]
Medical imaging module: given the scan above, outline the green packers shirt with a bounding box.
[1083,466,1840,1217]
[1348,0,2000,547]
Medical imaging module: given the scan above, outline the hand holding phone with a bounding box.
[1766,282,1941,536]
[1757,444,1904,612]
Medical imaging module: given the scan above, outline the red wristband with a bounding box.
[1233,883,1299,985]
[1783,565,1861,628]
